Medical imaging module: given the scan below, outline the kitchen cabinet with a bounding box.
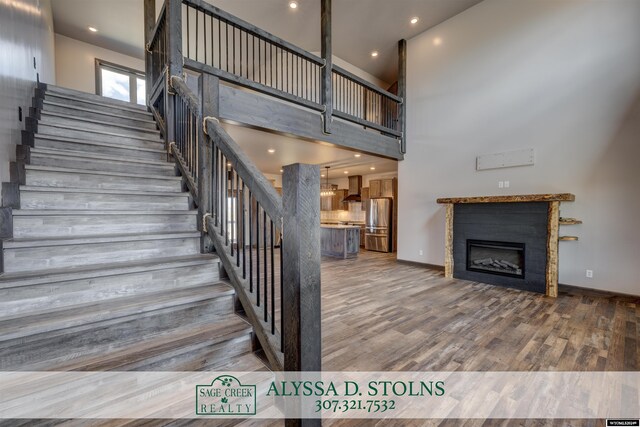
[369,179,395,198]
[369,180,381,198]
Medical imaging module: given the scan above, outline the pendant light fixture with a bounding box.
[320,166,336,197]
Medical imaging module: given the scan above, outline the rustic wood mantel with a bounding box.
[437,193,576,297]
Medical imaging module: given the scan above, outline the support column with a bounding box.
[282,163,321,427]
[321,0,332,134]
[143,0,156,106]
[398,39,407,154]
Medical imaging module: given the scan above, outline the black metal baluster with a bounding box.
[258,38,262,85]
[263,209,267,322]
[230,167,235,256]
[236,172,240,267]
[270,219,275,333]
[213,144,218,227]
[256,204,261,306]
[280,239,284,350]
[224,158,228,244]
[242,182,246,278]
[249,191,253,292]
[239,27,243,77]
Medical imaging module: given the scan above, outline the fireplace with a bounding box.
[467,240,525,278]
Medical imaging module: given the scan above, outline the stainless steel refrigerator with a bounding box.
[364,198,392,252]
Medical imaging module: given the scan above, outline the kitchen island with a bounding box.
[320,225,360,259]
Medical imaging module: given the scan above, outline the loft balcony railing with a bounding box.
[147,0,406,153]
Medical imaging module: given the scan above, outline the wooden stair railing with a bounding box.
[167,72,321,374]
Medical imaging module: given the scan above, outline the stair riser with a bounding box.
[19,191,189,211]
[0,264,221,319]
[24,170,182,192]
[44,94,151,121]
[3,237,201,273]
[39,115,160,139]
[130,334,252,371]
[29,153,174,176]
[34,137,166,162]
[13,214,197,238]
[0,299,237,370]
[36,123,164,149]
[42,103,157,130]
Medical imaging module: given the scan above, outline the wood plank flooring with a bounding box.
[321,251,638,372]
[321,250,638,427]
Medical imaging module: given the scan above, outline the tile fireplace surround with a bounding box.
[437,194,576,297]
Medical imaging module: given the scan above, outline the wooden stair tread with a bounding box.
[33,133,166,154]
[28,147,173,167]
[11,209,197,216]
[24,164,181,181]
[45,315,253,371]
[559,236,579,241]
[42,99,155,123]
[43,84,149,112]
[38,120,163,143]
[3,231,201,248]
[0,284,235,341]
[39,111,160,135]
[19,186,187,197]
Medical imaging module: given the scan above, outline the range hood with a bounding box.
[342,175,363,203]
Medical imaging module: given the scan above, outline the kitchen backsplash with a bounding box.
[320,202,366,223]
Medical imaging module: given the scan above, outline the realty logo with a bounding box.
[196,375,257,416]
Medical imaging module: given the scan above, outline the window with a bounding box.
[95,59,146,105]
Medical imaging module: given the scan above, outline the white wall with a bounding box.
[399,0,640,295]
[55,34,144,94]
[0,0,55,186]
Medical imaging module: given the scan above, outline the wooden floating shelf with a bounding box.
[559,218,582,225]
[559,236,579,241]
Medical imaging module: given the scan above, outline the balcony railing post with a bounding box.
[166,0,183,149]
[198,73,219,253]
[321,0,332,134]
[398,39,407,154]
[143,0,156,106]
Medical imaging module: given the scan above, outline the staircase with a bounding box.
[0,84,268,373]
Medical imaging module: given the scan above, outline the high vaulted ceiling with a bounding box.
[51,0,483,83]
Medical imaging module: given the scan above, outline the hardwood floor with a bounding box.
[319,250,638,426]
[321,250,638,372]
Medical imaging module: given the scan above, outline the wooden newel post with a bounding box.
[283,163,322,427]
[198,73,219,253]
[143,0,156,106]
[321,0,332,134]
[165,0,183,149]
[398,39,407,154]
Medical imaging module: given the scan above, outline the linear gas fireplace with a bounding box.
[467,240,525,278]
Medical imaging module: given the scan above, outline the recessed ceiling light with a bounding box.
[371,51,379,58]
[354,154,361,158]
[88,26,98,32]
[433,37,442,46]
[410,17,419,24]
[268,148,276,154]
[227,162,232,167]
[370,167,376,170]
[344,171,349,174]
[280,169,284,173]
[321,174,325,178]
[289,1,298,9]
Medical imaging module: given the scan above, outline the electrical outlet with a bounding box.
[586,270,593,278]
[419,250,423,256]
[504,181,510,188]
[498,181,504,188]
